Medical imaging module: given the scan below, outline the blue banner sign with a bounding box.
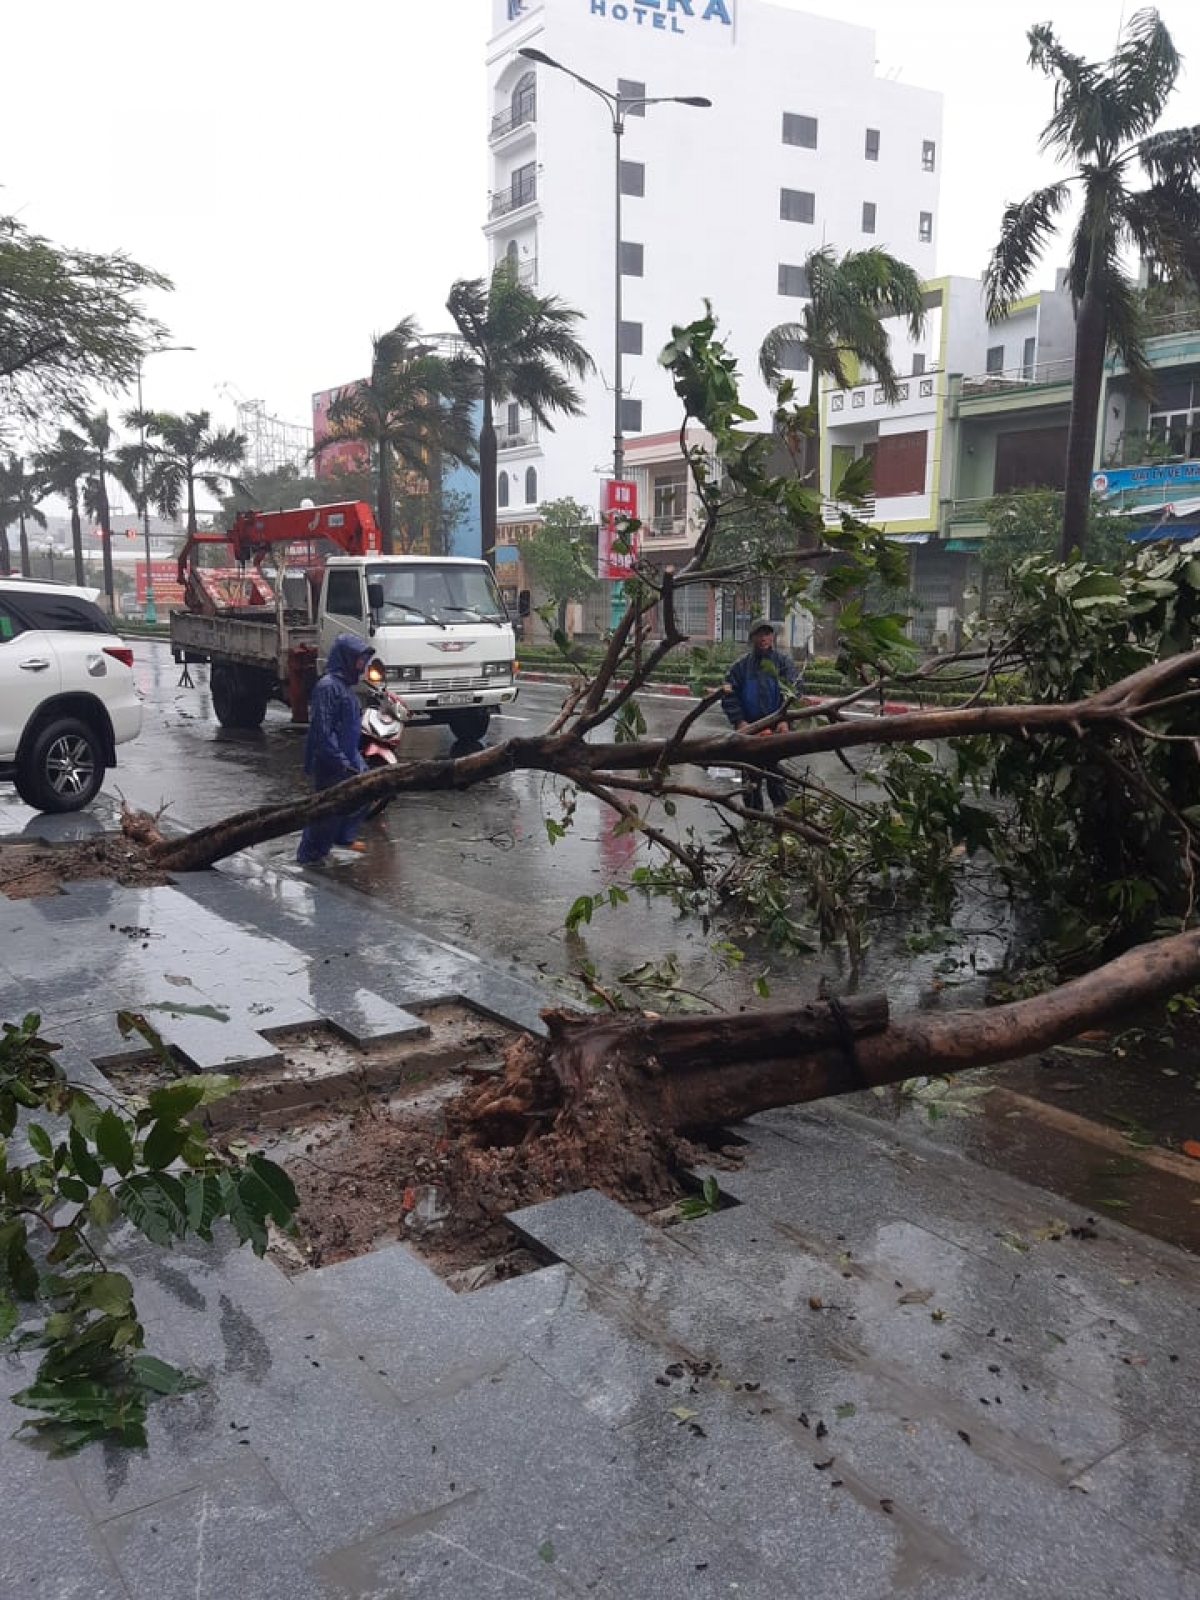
[1093,462,1200,496]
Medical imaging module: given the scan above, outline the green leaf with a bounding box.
[565,894,597,932]
[142,1119,190,1172]
[129,1355,202,1395]
[95,1110,135,1177]
[537,1540,556,1565]
[116,1171,189,1246]
[147,1075,234,1118]
[69,1128,104,1188]
[242,1155,298,1225]
[835,1402,857,1419]
[87,1186,119,1227]
[0,1292,18,1339]
[26,1123,53,1160]
[85,1272,134,1315]
[183,1173,224,1239]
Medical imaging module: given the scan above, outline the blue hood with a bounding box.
[327,632,373,684]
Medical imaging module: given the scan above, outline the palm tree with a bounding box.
[57,410,124,611]
[34,429,93,584]
[758,245,926,491]
[447,262,594,566]
[322,320,477,556]
[0,456,47,577]
[122,410,247,537]
[985,9,1200,560]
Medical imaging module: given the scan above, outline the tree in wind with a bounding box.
[985,8,1200,560]
[122,410,247,537]
[322,320,476,555]
[447,261,593,566]
[758,245,926,490]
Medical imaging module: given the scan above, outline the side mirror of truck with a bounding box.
[366,582,385,633]
[518,589,531,618]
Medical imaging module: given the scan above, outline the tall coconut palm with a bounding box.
[447,262,594,565]
[985,8,1200,560]
[0,456,47,577]
[57,410,124,611]
[34,429,93,584]
[121,409,247,537]
[758,245,927,491]
[322,320,477,555]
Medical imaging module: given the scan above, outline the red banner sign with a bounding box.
[599,479,638,581]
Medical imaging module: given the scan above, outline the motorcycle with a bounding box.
[359,659,408,820]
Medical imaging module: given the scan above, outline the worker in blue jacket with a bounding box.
[296,632,374,865]
[720,617,802,809]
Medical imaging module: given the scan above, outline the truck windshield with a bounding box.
[366,563,509,627]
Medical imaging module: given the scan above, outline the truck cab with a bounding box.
[319,556,519,741]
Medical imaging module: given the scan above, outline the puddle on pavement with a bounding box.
[861,1045,1200,1257]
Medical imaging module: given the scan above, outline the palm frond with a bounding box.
[984,183,1072,317]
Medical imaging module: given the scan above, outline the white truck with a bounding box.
[169,501,519,740]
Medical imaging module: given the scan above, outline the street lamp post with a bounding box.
[517,48,710,485]
[136,344,194,623]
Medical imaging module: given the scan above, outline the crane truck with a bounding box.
[169,501,519,740]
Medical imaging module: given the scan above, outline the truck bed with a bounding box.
[169,609,317,672]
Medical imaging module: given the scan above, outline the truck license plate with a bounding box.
[437,693,473,705]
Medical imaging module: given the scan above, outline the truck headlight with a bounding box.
[481,660,511,679]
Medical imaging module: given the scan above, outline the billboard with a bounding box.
[312,384,370,478]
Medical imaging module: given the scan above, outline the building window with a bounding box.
[619,160,645,197]
[780,188,815,224]
[778,263,810,297]
[995,427,1068,491]
[620,398,643,434]
[511,161,536,207]
[620,241,644,277]
[1149,378,1199,458]
[922,139,937,171]
[618,78,646,117]
[985,345,1005,375]
[865,127,880,161]
[653,470,687,523]
[776,340,810,371]
[873,430,927,497]
[782,112,818,148]
[511,72,536,128]
[524,466,538,503]
[862,201,876,234]
[498,473,509,509]
[1022,336,1037,379]
[918,211,933,244]
[619,320,643,355]
[507,402,520,435]
[912,353,926,375]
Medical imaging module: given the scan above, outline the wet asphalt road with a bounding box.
[105,642,847,1011]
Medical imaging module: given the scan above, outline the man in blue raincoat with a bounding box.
[720,618,802,809]
[296,632,374,865]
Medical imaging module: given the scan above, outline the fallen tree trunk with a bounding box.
[455,930,1200,1143]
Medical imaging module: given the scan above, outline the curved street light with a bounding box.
[137,344,195,623]
[517,47,710,483]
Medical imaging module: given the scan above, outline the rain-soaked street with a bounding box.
[17,639,1200,1254]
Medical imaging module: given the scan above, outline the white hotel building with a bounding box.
[485,0,944,603]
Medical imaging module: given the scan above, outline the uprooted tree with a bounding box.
[125,305,1200,1119]
[11,301,1200,1451]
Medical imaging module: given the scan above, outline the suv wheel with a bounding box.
[15,717,105,812]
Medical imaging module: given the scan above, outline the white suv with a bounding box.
[0,580,143,812]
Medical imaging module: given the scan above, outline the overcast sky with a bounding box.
[5,0,1198,441]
